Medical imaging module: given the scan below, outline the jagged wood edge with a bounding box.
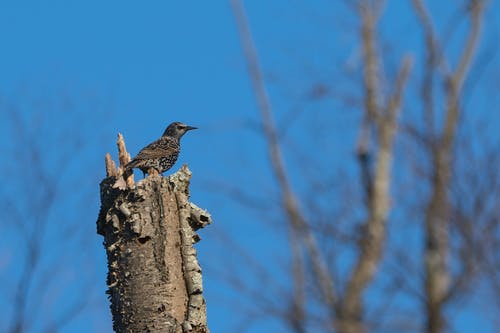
[170,166,212,333]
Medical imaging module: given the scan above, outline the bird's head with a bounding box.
[162,122,198,139]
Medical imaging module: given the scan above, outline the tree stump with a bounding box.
[97,134,211,333]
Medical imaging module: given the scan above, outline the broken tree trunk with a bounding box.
[97,134,211,333]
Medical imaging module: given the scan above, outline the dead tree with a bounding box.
[231,1,411,332]
[96,134,211,333]
[227,0,495,332]
[411,1,486,332]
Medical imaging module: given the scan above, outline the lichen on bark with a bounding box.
[97,139,211,333]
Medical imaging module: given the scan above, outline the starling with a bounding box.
[125,122,197,176]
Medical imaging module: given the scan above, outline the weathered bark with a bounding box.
[97,136,211,333]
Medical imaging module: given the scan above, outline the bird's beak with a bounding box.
[186,126,198,131]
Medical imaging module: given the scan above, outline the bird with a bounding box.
[125,122,197,177]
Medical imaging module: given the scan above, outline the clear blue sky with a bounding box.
[0,1,298,332]
[0,1,499,332]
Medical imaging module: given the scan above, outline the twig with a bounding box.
[230,0,337,321]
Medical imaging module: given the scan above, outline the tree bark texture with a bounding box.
[97,164,211,333]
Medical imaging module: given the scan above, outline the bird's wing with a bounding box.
[133,138,178,161]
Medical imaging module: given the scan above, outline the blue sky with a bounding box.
[0,1,499,333]
[0,1,291,332]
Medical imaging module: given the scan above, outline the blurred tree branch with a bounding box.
[230,0,336,331]
[0,96,99,333]
[339,2,413,332]
[411,1,486,332]
[224,1,498,332]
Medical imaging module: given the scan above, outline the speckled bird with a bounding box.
[125,122,197,176]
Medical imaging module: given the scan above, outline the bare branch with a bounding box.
[289,228,306,333]
[412,1,487,332]
[411,0,451,75]
[339,6,413,332]
[386,56,413,122]
[1,98,96,333]
[442,0,484,151]
[230,0,337,321]
[359,1,382,124]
